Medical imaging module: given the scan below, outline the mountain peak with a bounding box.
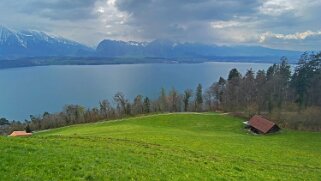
[0,25,14,34]
[0,25,18,45]
[0,26,93,59]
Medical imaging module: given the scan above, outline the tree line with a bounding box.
[0,52,320,135]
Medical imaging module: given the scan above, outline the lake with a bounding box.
[0,62,272,120]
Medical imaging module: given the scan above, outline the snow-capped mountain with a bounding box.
[96,39,302,59]
[0,25,302,61]
[0,26,93,59]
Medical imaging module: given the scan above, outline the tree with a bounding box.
[228,68,241,81]
[62,105,85,125]
[91,107,100,122]
[113,92,129,115]
[159,88,168,112]
[277,57,291,108]
[292,52,321,109]
[204,87,216,111]
[225,68,242,111]
[9,121,24,133]
[266,64,277,81]
[195,83,203,111]
[0,118,9,125]
[256,70,267,113]
[217,77,226,104]
[132,95,144,115]
[183,89,193,112]
[211,77,226,110]
[99,100,111,119]
[266,64,278,113]
[241,69,257,116]
[265,58,291,114]
[168,88,180,112]
[126,102,132,116]
[30,115,42,130]
[143,97,151,113]
[25,124,32,133]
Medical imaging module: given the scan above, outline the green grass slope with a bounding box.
[1,113,320,180]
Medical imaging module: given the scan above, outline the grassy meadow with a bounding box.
[0,113,320,180]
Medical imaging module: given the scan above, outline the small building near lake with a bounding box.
[9,131,32,137]
[245,115,280,134]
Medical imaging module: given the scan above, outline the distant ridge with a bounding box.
[0,25,302,62]
[96,39,302,60]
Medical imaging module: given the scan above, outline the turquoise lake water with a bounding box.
[0,62,272,120]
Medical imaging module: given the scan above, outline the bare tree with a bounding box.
[99,99,112,119]
[113,92,130,116]
[168,88,180,112]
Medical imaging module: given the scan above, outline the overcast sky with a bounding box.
[1,0,320,50]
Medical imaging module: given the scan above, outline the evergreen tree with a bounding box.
[256,70,267,113]
[216,77,226,107]
[241,69,257,115]
[183,89,193,112]
[226,68,242,111]
[228,68,241,81]
[159,88,168,112]
[292,52,321,109]
[143,97,151,113]
[195,83,203,111]
[0,118,9,125]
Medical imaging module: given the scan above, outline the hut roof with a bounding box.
[9,131,32,137]
[248,115,276,134]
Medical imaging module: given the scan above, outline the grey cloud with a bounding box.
[111,0,321,50]
[116,0,261,22]
[0,0,320,50]
[113,0,263,43]
[260,34,321,51]
[13,0,102,21]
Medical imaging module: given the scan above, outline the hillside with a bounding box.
[0,113,320,180]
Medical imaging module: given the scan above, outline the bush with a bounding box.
[276,107,321,131]
[25,124,32,133]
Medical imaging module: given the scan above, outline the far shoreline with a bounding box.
[0,57,297,70]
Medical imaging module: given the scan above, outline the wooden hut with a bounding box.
[9,131,32,137]
[246,115,280,134]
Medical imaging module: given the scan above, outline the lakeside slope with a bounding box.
[1,113,320,180]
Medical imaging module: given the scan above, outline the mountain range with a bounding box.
[0,26,302,61]
[96,39,301,59]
